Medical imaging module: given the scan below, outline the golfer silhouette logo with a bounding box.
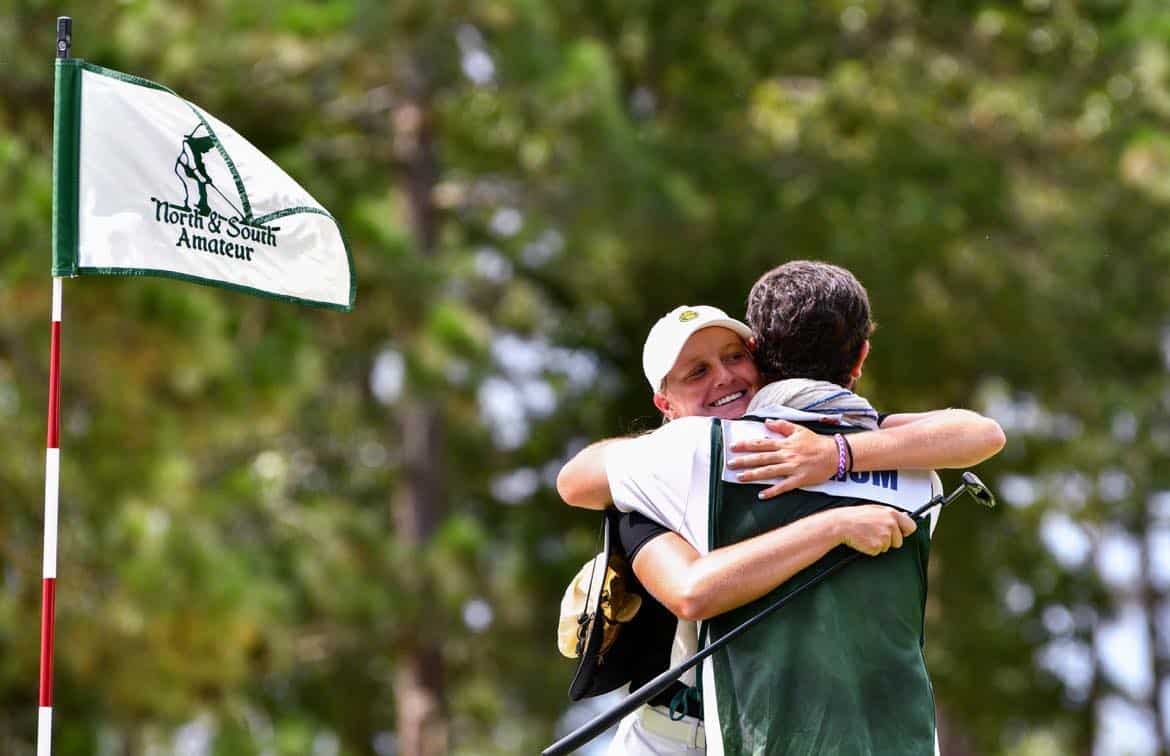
[149,122,281,263]
[174,123,244,221]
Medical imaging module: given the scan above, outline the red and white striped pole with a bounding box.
[40,19,71,756]
[39,275,63,756]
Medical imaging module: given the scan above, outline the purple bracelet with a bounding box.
[833,433,849,481]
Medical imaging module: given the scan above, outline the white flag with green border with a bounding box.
[52,60,354,310]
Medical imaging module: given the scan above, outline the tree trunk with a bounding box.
[392,83,448,756]
[394,642,448,756]
[1138,494,1169,755]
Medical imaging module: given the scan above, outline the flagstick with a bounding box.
[39,19,70,756]
[38,278,62,756]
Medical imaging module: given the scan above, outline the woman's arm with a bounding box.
[556,438,621,509]
[728,409,1005,499]
[632,505,917,621]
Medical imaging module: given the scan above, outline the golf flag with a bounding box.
[52,59,354,310]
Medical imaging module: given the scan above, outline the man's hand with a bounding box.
[829,505,917,556]
[726,419,838,499]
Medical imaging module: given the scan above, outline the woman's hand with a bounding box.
[829,505,917,556]
[726,419,839,499]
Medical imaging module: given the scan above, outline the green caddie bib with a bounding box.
[704,418,937,756]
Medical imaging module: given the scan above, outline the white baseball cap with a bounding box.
[642,305,754,392]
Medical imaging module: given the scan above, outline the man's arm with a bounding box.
[728,408,1005,498]
[869,409,1007,467]
[632,505,917,621]
[557,409,1005,508]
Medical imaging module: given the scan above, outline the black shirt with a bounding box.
[618,510,672,562]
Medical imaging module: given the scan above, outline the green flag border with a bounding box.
[51,59,356,312]
[52,59,81,276]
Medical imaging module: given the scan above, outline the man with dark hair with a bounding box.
[599,260,1004,754]
[746,259,874,387]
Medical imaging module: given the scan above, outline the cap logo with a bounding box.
[679,310,699,322]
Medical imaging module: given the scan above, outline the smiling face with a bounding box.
[653,326,761,421]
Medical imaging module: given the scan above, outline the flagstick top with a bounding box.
[56,17,71,60]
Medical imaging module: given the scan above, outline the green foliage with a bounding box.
[2,0,1170,753]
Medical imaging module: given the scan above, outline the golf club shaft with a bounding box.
[543,481,972,756]
[542,547,862,756]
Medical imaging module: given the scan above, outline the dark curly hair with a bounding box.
[746,261,875,387]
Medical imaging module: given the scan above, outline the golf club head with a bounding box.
[961,471,997,509]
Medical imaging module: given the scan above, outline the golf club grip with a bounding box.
[542,550,863,755]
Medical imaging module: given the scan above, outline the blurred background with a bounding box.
[2,0,1168,753]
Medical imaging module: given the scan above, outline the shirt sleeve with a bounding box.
[617,511,671,562]
[605,416,711,541]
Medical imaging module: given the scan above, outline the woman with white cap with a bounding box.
[556,304,1004,755]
